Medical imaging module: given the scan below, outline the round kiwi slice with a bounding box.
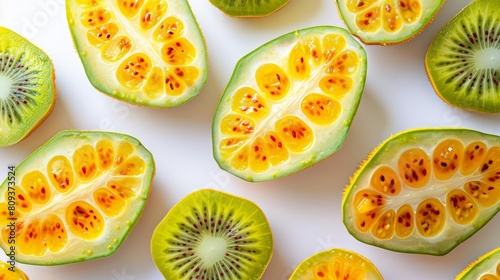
[336,0,445,45]
[209,0,289,17]
[0,27,56,146]
[289,248,383,280]
[212,26,367,182]
[66,0,207,107]
[0,261,29,280]
[425,0,500,113]
[342,128,500,256]
[0,130,155,265]
[151,189,273,279]
[456,247,500,280]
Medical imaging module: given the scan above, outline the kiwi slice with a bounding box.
[336,0,445,45]
[342,128,500,255]
[456,247,500,280]
[212,26,367,182]
[289,248,383,280]
[0,130,155,265]
[66,0,207,107]
[425,0,500,113]
[209,0,289,17]
[0,27,56,146]
[0,261,29,280]
[151,189,273,279]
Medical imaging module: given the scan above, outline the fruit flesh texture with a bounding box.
[0,131,154,265]
[0,261,29,280]
[425,0,500,113]
[0,27,55,146]
[289,248,383,280]
[66,0,207,107]
[343,129,500,255]
[209,0,289,17]
[151,189,273,280]
[336,0,444,45]
[213,26,367,182]
[457,248,500,280]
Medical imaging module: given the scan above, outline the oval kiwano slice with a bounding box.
[66,0,207,107]
[212,26,367,182]
[151,189,273,279]
[0,261,29,280]
[342,128,500,255]
[289,248,382,280]
[336,0,445,45]
[0,130,155,265]
[456,247,500,280]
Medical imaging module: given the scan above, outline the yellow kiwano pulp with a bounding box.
[0,131,155,265]
[336,0,444,45]
[342,128,500,256]
[457,247,500,280]
[289,248,383,280]
[212,26,367,182]
[66,0,207,107]
[0,261,29,280]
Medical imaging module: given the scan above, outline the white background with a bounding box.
[1,0,500,279]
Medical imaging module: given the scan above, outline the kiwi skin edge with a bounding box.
[0,26,57,146]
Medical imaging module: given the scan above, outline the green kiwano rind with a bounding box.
[212,25,367,182]
[151,189,273,279]
[456,247,500,280]
[0,130,155,265]
[425,0,500,113]
[289,248,383,280]
[343,128,500,256]
[209,0,289,17]
[0,26,56,146]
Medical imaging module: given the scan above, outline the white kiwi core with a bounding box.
[475,48,500,69]
[0,73,12,100]
[197,235,228,267]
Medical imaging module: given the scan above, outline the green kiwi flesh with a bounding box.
[425,0,500,113]
[209,0,289,17]
[151,189,273,279]
[0,27,56,146]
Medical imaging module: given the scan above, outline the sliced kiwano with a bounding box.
[335,0,444,45]
[425,0,500,113]
[289,248,382,280]
[209,0,289,17]
[342,128,500,255]
[66,0,207,107]
[0,27,56,146]
[151,188,273,279]
[0,261,29,280]
[212,26,367,182]
[0,130,155,265]
[456,247,500,280]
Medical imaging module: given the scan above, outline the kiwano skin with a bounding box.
[456,247,500,280]
[0,130,155,265]
[336,0,445,45]
[212,25,367,182]
[0,27,56,147]
[0,261,29,280]
[343,128,500,256]
[289,248,383,280]
[209,0,289,17]
[66,0,207,107]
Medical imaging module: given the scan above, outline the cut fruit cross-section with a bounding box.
[212,26,367,182]
[0,130,155,265]
[66,0,207,107]
[456,247,500,280]
[342,128,500,255]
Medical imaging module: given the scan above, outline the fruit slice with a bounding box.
[151,189,273,279]
[212,26,367,182]
[209,0,289,17]
[289,248,383,280]
[336,0,445,45]
[0,27,56,146]
[0,261,29,280]
[342,128,500,255]
[456,247,500,280]
[425,0,500,113]
[66,0,207,107]
[0,130,155,265]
